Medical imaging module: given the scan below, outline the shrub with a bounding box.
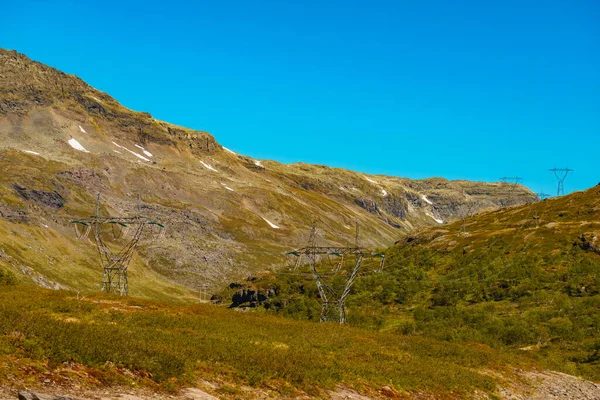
[0,268,17,285]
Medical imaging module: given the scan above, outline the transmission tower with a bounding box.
[198,282,211,302]
[537,192,551,200]
[500,176,523,185]
[285,223,384,324]
[549,168,573,196]
[495,176,528,207]
[71,193,165,296]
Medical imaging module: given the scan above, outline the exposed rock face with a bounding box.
[354,198,384,216]
[0,204,28,222]
[578,233,600,255]
[498,370,600,400]
[13,184,65,209]
[231,287,277,308]
[0,48,219,152]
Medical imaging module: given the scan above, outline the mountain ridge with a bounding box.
[0,47,536,295]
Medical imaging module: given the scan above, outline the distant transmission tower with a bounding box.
[285,223,384,324]
[497,176,527,206]
[549,168,573,196]
[500,176,523,185]
[537,192,551,200]
[71,193,165,296]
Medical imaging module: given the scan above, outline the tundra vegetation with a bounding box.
[222,186,600,383]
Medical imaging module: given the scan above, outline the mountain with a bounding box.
[0,48,597,400]
[249,185,600,382]
[0,48,535,296]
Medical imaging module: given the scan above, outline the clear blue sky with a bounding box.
[2,0,598,195]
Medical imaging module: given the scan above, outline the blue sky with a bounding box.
[1,0,598,195]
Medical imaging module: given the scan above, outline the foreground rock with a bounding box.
[499,370,600,400]
[9,371,600,399]
[19,392,85,400]
[16,388,219,400]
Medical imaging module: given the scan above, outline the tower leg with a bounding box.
[102,268,128,296]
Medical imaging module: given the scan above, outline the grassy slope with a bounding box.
[0,150,198,301]
[0,283,536,398]
[250,186,600,382]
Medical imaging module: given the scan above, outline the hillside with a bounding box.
[0,48,598,400]
[236,185,600,382]
[0,48,535,296]
[0,284,599,400]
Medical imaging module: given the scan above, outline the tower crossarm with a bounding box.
[286,246,384,257]
[71,217,163,226]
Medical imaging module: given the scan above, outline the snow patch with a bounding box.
[200,161,218,172]
[426,212,444,224]
[112,142,150,161]
[381,189,388,196]
[78,125,86,133]
[422,195,433,205]
[134,144,153,157]
[68,138,89,153]
[223,147,237,155]
[113,150,122,154]
[220,183,235,192]
[23,150,40,155]
[343,225,352,230]
[90,96,103,104]
[365,177,379,184]
[262,217,280,229]
[254,160,263,167]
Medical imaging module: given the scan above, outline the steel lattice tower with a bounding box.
[71,193,165,296]
[537,192,551,200]
[549,168,573,196]
[286,224,385,324]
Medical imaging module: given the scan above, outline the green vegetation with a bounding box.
[0,284,533,397]
[0,268,16,285]
[240,187,600,382]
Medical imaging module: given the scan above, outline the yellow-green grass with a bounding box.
[0,284,535,398]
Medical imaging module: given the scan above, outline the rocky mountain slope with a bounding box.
[0,48,536,295]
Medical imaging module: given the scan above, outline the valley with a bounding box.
[0,48,598,399]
